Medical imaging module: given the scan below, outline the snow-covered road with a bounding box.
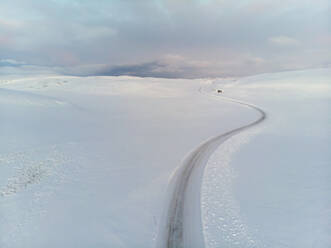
[158,90,266,248]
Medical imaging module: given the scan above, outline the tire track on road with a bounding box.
[158,85,266,248]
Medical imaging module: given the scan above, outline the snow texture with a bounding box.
[0,68,330,247]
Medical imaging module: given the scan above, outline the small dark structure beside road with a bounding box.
[217,89,223,93]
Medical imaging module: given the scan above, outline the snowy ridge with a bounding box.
[0,88,67,107]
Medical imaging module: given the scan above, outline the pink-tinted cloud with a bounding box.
[0,0,329,77]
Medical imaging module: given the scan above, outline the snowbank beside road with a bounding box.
[202,68,331,248]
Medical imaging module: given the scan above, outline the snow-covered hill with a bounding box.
[0,69,330,247]
[202,68,331,248]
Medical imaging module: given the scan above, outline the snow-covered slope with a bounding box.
[0,76,256,247]
[0,69,330,248]
[202,68,331,248]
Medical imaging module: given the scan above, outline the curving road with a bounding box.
[158,86,266,248]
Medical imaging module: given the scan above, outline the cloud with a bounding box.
[0,0,329,77]
[94,60,207,79]
[268,36,300,47]
[0,59,25,67]
[91,54,270,78]
[97,62,182,78]
[0,64,58,76]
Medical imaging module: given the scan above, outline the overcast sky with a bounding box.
[0,0,330,77]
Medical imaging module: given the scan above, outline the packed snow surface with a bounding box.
[0,68,330,247]
[202,68,331,248]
